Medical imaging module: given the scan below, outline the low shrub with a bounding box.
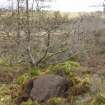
[91,93,105,105]
[16,73,31,85]
[48,60,80,76]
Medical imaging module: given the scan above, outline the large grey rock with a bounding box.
[30,74,69,102]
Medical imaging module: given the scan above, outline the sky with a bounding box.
[0,0,104,12]
[51,0,104,12]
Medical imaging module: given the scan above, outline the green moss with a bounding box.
[48,60,80,76]
[48,97,65,105]
[16,67,41,85]
[16,73,31,85]
[21,99,40,105]
[29,68,41,77]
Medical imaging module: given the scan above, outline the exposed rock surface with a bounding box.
[30,74,69,102]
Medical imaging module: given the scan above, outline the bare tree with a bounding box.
[103,0,105,13]
[0,1,69,67]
